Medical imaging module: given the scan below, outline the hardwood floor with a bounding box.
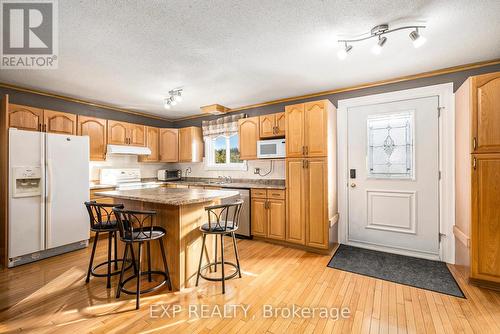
[0,239,499,333]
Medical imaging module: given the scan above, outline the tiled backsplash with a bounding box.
[169,159,285,180]
[90,155,285,182]
[89,155,168,181]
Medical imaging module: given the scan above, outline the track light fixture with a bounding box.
[337,23,426,59]
[164,88,183,109]
[409,28,426,48]
[371,35,387,55]
[337,42,353,60]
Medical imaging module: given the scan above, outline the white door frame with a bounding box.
[337,83,455,264]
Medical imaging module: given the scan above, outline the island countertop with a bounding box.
[95,187,239,206]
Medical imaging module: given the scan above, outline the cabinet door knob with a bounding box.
[350,183,356,188]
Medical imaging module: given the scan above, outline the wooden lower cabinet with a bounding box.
[286,158,329,249]
[267,199,286,240]
[251,189,285,240]
[306,158,328,248]
[286,159,306,244]
[471,154,500,284]
[251,198,268,237]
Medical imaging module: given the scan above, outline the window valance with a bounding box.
[202,114,245,138]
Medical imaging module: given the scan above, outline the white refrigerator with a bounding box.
[8,129,90,267]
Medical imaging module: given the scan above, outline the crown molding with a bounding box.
[0,82,173,122]
[172,58,500,122]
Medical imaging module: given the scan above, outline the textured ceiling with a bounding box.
[1,0,500,119]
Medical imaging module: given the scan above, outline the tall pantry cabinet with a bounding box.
[455,71,500,290]
[285,99,337,250]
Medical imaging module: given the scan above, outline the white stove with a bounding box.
[100,168,163,190]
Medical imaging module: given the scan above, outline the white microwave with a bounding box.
[257,139,286,159]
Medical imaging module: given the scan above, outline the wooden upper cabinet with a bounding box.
[285,103,305,158]
[139,126,159,162]
[159,128,179,162]
[306,158,328,249]
[305,101,328,157]
[179,127,203,162]
[471,154,500,283]
[472,72,500,153]
[107,120,145,146]
[275,112,285,137]
[128,123,146,147]
[259,112,285,138]
[286,159,306,244]
[77,116,107,161]
[108,120,128,145]
[8,104,43,131]
[238,116,259,160]
[43,109,77,135]
[259,114,275,138]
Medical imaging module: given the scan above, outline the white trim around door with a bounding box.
[337,83,455,264]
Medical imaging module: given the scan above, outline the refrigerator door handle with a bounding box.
[46,158,53,248]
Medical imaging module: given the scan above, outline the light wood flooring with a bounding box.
[0,239,499,333]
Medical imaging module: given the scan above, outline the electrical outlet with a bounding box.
[254,168,260,174]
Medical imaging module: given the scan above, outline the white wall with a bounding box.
[170,159,285,180]
[89,154,169,181]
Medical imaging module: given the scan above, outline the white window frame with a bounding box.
[204,134,247,171]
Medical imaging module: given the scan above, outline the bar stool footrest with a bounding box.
[118,271,170,295]
[90,259,133,278]
[199,261,240,281]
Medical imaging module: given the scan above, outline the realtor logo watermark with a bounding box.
[1,0,58,69]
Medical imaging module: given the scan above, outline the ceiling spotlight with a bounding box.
[371,36,387,55]
[409,28,426,48]
[164,98,171,110]
[337,42,352,60]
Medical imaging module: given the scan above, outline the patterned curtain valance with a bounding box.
[202,114,245,138]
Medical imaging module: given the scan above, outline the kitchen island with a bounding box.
[95,187,239,290]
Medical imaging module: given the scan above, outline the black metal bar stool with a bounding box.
[195,200,244,293]
[84,201,135,289]
[113,207,172,309]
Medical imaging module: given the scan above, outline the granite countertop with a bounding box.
[90,178,285,190]
[95,187,239,206]
[90,183,116,190]
[164,178,286,190]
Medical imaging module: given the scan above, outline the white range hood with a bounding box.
[106,144,151,155]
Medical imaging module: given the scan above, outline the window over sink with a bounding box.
[204,134,247,171]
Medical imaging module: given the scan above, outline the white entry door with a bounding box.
[347,96,440,258]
